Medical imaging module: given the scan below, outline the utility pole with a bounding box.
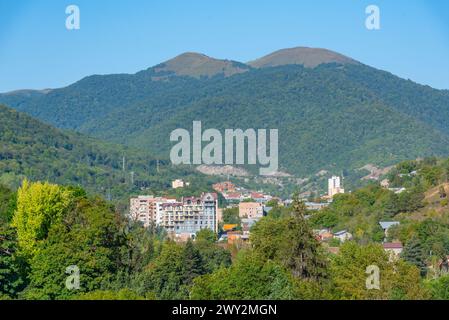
[122,156,126,172]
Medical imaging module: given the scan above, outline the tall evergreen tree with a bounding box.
[383,192,399,218]
[0,225,25,298]
[402,236,427,277]
[183,240,205,286]
[282,196,327,280]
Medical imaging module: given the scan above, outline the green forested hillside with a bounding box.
[0,105,212,200]
[128,64,449,176]
[2,49,449,176]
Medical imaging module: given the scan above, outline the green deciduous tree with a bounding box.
[191,250,300,300]
[12,180,73,259]
[75,289,146,300]
[330,242,428,300]
[137,241,188,300]
[195,228,217,243]
[23,197,124,300]
[426,274,449,300]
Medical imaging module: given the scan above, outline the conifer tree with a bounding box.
[283,195,327,280]
[183,240,205,285]
[402,236,427,277]
[0,225,25,298]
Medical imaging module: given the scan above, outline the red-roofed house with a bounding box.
[383,242,403,260]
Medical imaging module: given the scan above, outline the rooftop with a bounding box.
[383,242,403,249]
[379,221,400,229]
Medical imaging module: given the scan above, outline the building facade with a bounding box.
[129,193,218,238]
[129,196,176,228]
[239,202,264,219]
[172,179,189,189]
[328,176,345,198]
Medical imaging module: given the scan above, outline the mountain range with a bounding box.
[2,46,449,178]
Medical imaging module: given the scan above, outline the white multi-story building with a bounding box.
[129,193,218,237]
[328,176,345,198]
[129,196,156,228]
[129,196,176,228]
[172,179,190,189]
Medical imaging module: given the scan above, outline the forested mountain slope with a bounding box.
[0,105,208,199]
[2,48,449,176]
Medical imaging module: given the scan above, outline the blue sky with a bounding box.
[0,0,448,92]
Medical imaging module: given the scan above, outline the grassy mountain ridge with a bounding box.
[248,47,359,68]
[153,52,251,78]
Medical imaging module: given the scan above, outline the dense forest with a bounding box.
[2,157,449,300]
[0,104,216,202]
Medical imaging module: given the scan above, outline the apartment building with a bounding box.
[129,193,218,237]
[172,179,190,189]
[129,196,176,228]
[239,202,264,219]
[328,176,345,198]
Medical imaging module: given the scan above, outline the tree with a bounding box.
[138,241,188,300]
[23,197,124,300]
[182,240,205,286]
[0,185,16,224]
[416,219,449,260]
[426,274,449,300]
[12,180,73,259]
[251,197,327,281]
[195,229,216,244]
[330,242,428,300]
[382,192,399,218]
[401,236,428,276]
[0,225,25,298]
[222,207,240,225]
[194,236,232,273]
[75,289,146,300]
[398,187,424,213]
[118,222,155,275]
[309,209,338,229]
[190,250,300,300]
[282,198,327,280]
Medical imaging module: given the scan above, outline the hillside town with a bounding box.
[129,175,403,259]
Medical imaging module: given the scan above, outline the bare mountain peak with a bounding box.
[150,47,358,79]
[248,47,359,69]
[170,52,212,62]
[153,52,250,79]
